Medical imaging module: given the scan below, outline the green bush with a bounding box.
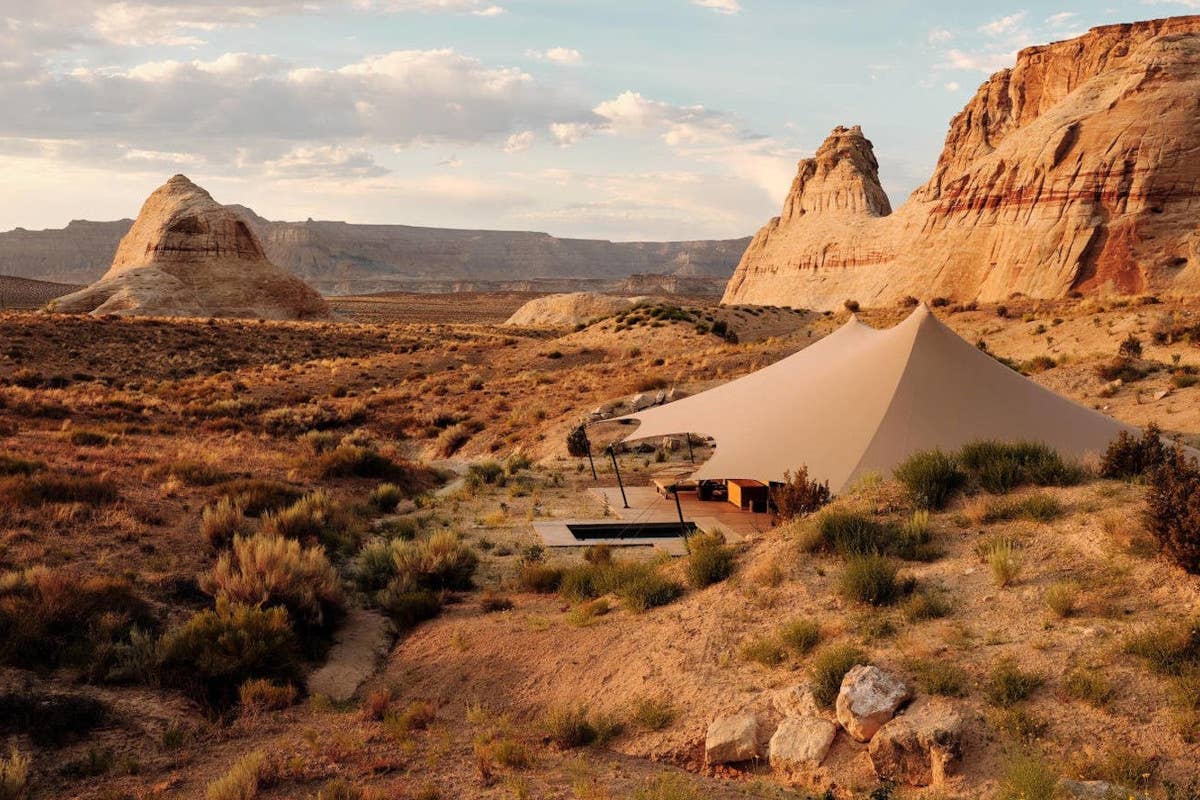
[631,696,676,731]
[840,554,910,606]
[1124,619,1200,675]
[517,562,563,593]
[778,619,821,654]
[376,585,441,630]
[544,705,598,748]
[1144,447,1200,573]
[741,636,786,667]
[1063,668,1113,706]
[996,752,1057,800]
[902,588,953,622]
[159,600,300,708]
[894,449,965,510]
[809,509,895,556]
[986,658,1043,706]
[261,490,361,554]
[905,658,968,696]
[391,531,479,592]
[959,440,1082,493]
[684,532,735,588]
[810,644,864,708]
[1100,424,1168,480]
[370,482,405,513]
[316,445,408,480]
[355,539,397,593]
[616,570,684,613]
[559,560,683,613]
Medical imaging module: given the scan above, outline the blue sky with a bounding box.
[0,0,1194,239]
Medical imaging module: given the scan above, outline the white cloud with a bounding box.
[503,130,535,153]
[550,122,593,147]
[943,81,960,91]
[940,47,1018,73]
[261,145,390,179]
[525,47,583,65]
[979,11,1027,37]
[927,28,953,44]
[1045,11,1076,26]
[692,0,742,14]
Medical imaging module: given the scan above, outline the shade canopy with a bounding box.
[617,305,1132,492]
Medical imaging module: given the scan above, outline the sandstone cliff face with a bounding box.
[53,176,331,320]
[723,16,1200,309]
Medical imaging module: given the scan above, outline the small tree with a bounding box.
[1144,447,1200,573]
[771,466,832,520]
[1100,423,1167,480]
[1118,333,1144,360]
[566,425,590,458]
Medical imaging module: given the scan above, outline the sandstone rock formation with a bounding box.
[504,292,660,327]
[723,16,1200,309]
[53,176,331,320]
[768,716,837,771]
[867,702,964,786]
[705,712,761,764]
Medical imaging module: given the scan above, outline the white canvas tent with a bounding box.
[616,304,1133,493]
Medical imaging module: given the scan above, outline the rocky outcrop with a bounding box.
[504,292,664,327]
[53,176,331,320]
[723,16,1200,309]
[867,702,965,786]
[835,665,911,742]
[768,716,837,772]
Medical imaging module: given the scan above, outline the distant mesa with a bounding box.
[724,16,1200,310]
[53,175,331,320]
[504,292,665,327]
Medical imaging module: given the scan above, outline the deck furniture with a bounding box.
[727,478,769,511]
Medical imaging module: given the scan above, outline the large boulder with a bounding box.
[769,716,837,772]
[771,684,824,719]
[867,702,965,786]
[53,175,330,320]
[835,665,911,742]
[705,713,760,765]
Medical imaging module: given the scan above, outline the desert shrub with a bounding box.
[894,449,964,510]
[370,482,404,513]
[0,748,29,800]
[902,588,953,622]
[147,459,230,487]
[1124,619,1200,675]
[1072,747,1156,790]
[1096,357,1152,383]
[391,531,478,592]
[261,490,360,554]
[316,445,403,480]
[559,559,682,612]
[1144,447,1200,573]
[741,636,786,667]
[238,679,297,713]
[984,536,1022,587]
[159,600,300,708]
[517,562,563,593]
[632,696,676,731]
[807,509,895,556]
[981,493,1063,524]
[214,479,304,517]
[810,644,865,708]
[996,752,1057,800]
[0,473,117,508]
[1101,424,1168,480]
[566,425,590,458]
[0,689,108,747]
[1119,333,1144,360]
[201,498,250,548]
[905,658,968,696]
[771,466,831,520]
[844,299,860,312]
[205,750,267,800]
[630,773,702,800]
[0,567,153,672]
[840,554,910,606]
[684,531,735,588]
[376,585,441,630]
[544,705,598,748]
[436,423,474,457]
[316,780,371,800]
[1063,668,1113,706]
[297,430,341,456]
[465,460,505,489]
[567,598,611,627]
[617,569,684,613]
[1044,581,1079,618]
[779,618,821,654]
[0,454,44,476]
[986,658,1043,706]
[201,534,345,633]
[958,441,1083,492]
[261,401,366,435]
[355,539,397,593]
[479,590,513,613]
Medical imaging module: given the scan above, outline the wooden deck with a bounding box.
[589,486,775,538]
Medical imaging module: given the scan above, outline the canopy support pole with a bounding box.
[673,488,687,538]
[583,431,597,480]
[607,446,629,509]
[685,434,695,464]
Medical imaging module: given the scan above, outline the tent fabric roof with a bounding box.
[617,305,1133,493]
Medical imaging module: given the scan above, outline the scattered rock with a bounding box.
[868,702,965,786]
[1154,389,1171,401]
[705,713,761,765]
[769,716,837,771]
[835,665,912,742]
[771,685,823,719]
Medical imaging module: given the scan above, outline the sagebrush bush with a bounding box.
[778,619,821,654]
[1100,423,1167,481]
[986,658,1043,706]
[201,533,345,632]
[617,570,684,613]
[376,584,442,630]
[905,658,968,696]
[840,554,910,606]
[558,559,683,612]
[201,498,250,548]
[0,747,29,800]
[1144,447,1200,573]
[238,679,297,713]
[261,490,360,554]
[517,562,563,593]
[807,509,897,557]
[1063,668,1113,706]
[996,752,1057,800]
[316,445,405,480]
[205,750,267,800]
[684,531,735,588]
[159,599,300,707]
[370,482,405,513]
[771,466,831,520]
[632,696,676,731]
[355,539,397,593]
[959,440,1082,493]
[810,644,864,708]
[214,478,304,517]
[741,636,786,667]
[894,449,965,510]
[544,705,598,748]
[0,566,153,672]
[391,531,478,592]
[147,459,230,487]
[0,473,118,508]
[1124,619,1200,675]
